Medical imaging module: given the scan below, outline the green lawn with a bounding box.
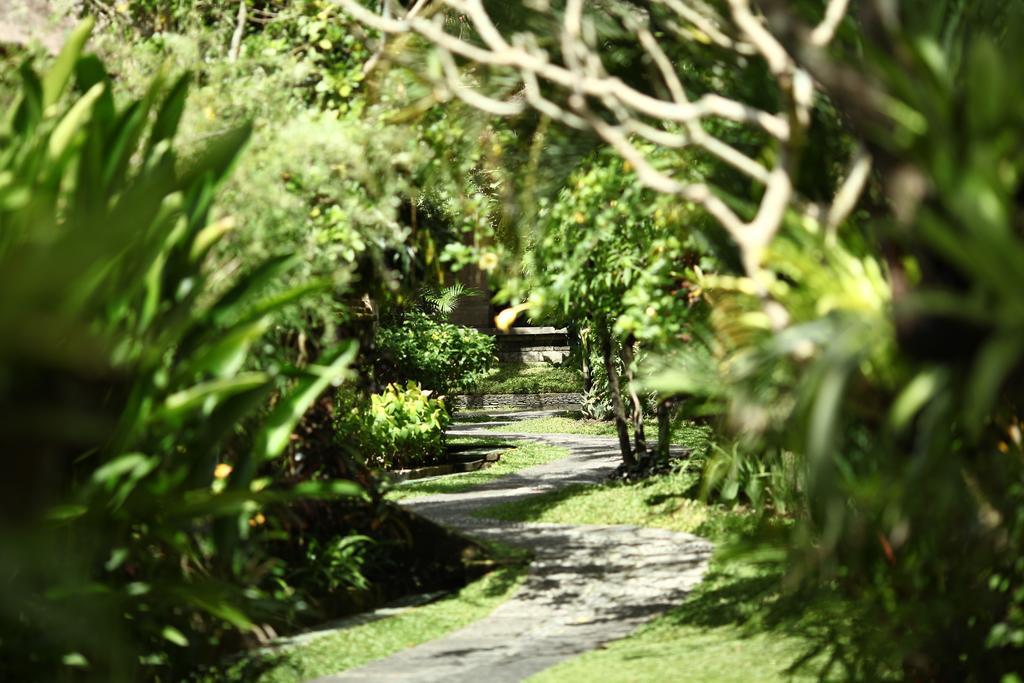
[213,420,851,683]
[528,560,834,683]
[390,441,572,499]
[467,363,584,394]
[486,416,714,456]
[476,470,847,683]
[207,564,525,683]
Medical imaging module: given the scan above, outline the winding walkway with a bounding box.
[313,413,713,683]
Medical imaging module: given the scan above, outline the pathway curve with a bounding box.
[313,413,713,683]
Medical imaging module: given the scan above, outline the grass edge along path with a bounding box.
[209,559,527,683]
[390,440,573,499]
[484,415,714,456]
[476,472,845,683]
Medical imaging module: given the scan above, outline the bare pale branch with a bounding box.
[335,0,862,276]
[810,0,852,47]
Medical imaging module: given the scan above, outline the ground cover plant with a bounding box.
[467,364,584,395]
[377,312,496,395]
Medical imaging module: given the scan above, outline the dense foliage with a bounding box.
[0,25,363,680]
[377,311,495,395]
[343,0,1024,678]
[0,5,496,679]
[10,0,1024,680]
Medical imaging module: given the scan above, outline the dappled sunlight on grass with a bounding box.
[209,565,526,683]
[528,552,853,683]
[390,442,572,499]
[485,416,714,455]
[477,471,712,534]
[476,466,851,683]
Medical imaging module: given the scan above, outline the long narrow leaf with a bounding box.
[255,342,358,460]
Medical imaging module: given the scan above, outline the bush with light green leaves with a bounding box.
[0,24,364,681]
[334,382,452,469]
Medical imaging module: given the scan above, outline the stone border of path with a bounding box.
[312,413,713,683]
[388,449,502,483]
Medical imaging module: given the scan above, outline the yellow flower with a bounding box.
[478,251,499,272]
[495,303,530,332]
[573,212,586,224]
[213,463,233,480]
[622,161,633,173]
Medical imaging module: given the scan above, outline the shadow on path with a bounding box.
[313,411,713,683]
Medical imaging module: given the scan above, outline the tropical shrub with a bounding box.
[377,312,495,395]
[335,382,451,469]
[0,26,363,681]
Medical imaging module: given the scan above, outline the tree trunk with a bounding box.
[657,397,673,461]
[600,328,635,467]
[580,326,593,394]
[620,334,647,462]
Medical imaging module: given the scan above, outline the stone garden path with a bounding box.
[312,412,713,683]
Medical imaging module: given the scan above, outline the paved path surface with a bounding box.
[313,413,713,683]
[0,1,76,53]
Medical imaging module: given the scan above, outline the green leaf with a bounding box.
[46,504,89,522]
[889,368,947,432]
[148,72,191,152]
[964,333,1024,436]
[291,480,365,498]
[207,255,300,327]
[91,453,160,509]
[159,373,270,422]
[161,626,189,648]
[92,453,155,486]
[178,318,271,380]
[9,61,43,134]
[73,54,115,127]
[255,342,358,460]
[62,652,89,668]
[178,122,252,187]
[48,83,105,163]
[42,18,95,108]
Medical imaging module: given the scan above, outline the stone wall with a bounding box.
[490,326,571,364]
